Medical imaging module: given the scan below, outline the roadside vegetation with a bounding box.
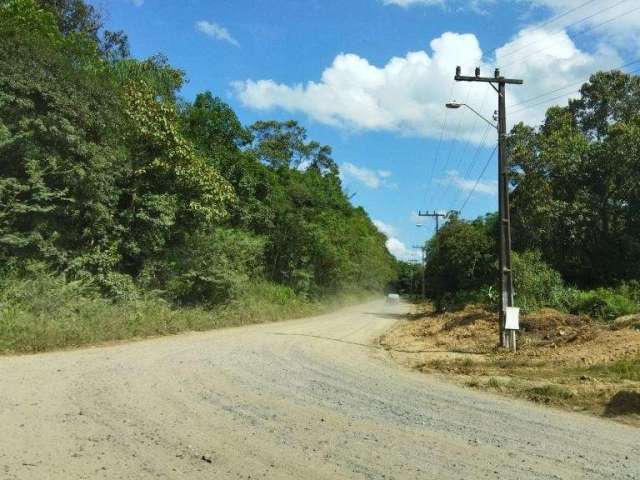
[0,261,371,353]
[0,0,396,353]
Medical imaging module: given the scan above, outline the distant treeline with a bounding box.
[0,0,397,307]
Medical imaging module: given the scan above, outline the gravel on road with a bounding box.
[1,300,638,479]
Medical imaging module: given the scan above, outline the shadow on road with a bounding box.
[268,332,376,349]
[268,332,465,355]
[364,311,425,321]
[604,391,640,417]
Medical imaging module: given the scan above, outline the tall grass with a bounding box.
[0,265,375,354]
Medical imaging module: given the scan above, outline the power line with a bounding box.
[497,0,632,63]
[444,87,493,208]
[451,123,494,209]
[481,0,600,58]
[423,2,635,218]
[460,145,497,214]
[529,0,599,31]
[437,83,474,207]
[499,3,640,70]
[422,81,455,209]
[509,59,640,109]
[433,3,613,212]
[511,65,640,114]
[422,1,625,212]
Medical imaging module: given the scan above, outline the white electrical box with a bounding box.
[505,307,520,330]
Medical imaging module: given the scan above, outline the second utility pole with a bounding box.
[417,211,444,300]
[417,210,456,300]
[412,245,426,299]
[418,210,446,233]
[453,66,523,349]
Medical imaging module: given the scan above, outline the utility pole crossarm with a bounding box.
[418,210,446,234]
[454,74,523,85]
[454,66,524,85]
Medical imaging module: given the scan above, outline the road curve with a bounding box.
[0,300,638,479]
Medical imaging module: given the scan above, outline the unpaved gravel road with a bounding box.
[1,300,638,479]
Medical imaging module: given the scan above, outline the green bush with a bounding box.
[614,281,640,305]
[220,280,316,324]
[437,286,498,311]
[512,250,569,313]
[140,228,266,306]
[586,358,640,382]
[527,384,574,402]
[568,288,638,321]
[424,214,497,311]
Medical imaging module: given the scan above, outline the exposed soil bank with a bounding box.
[379,303,640,426]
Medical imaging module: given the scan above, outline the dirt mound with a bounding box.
[521,308,591,332]
[442,308,497,331]
[413,306,598,351]
[381,304,640,363]
[520,309,598,347]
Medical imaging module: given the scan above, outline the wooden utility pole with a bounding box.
[453,66,523,350]
[412,245,426,298]
[415,210,457,300]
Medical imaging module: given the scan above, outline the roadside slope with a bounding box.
[0,301,638,479]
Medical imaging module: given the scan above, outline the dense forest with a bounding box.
[417,70,640,319]
[0,0,397,351]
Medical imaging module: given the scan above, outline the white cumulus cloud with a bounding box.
[520,0,640,46]
[497,27,621,127]
[440,170,497,196]
[196,20,239,47]
[340,163,395,189]
[234,29,620,143]
[234,32,482,138]
[373,219,418,261]
[373,219,397,237]
[386,237,417,260]
[382,0,443,6]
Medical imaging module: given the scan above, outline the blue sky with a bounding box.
[93,0,640,260]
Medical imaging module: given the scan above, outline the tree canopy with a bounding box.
[0,0,396,304]
[509,70,640,286]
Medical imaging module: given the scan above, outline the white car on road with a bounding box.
[386,293,400,304]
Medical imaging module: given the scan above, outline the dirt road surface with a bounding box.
[1,301,638,479]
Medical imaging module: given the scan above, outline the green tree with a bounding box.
[249,120,337,174]
[141,228,265,306]
[117,81,235,274]
[36,0,130,59]
[424,214,497,309]
[509,70,640,286]
[0,0,124,271]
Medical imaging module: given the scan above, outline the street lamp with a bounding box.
[445,101,497,130]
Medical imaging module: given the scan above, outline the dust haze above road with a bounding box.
[1,300,638,479]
